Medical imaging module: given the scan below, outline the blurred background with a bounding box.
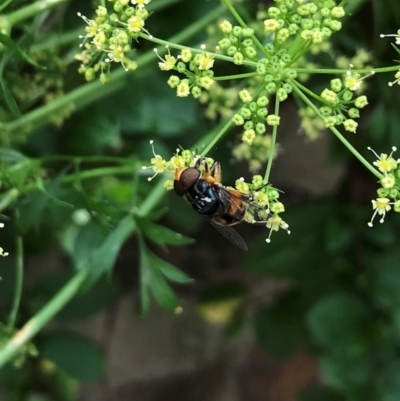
[1,0,400,400]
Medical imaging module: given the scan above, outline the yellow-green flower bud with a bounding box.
[266,114,280,126]
[343,119,358,133]
[242,129,256,145]
[380,175,396,189]
[239,89,252,103]
[219,20,233,34]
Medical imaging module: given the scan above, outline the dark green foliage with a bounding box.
[39,331,105,382]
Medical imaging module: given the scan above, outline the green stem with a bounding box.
[293,80,324,102]
[221,0,267,57]
[0,165,137,213]
[214,72,259,81]
[62,165,136,184]
[263,95,280,184]
[286,41,312,68]
[200,118,234,157]
[7,235,23,328]
[0,267,89,367]
[295,65,400,74]
[0,0,13,13]
[38,154,130,165]
[5,0,68,26]
[291,80,382,179]
[3,4,225,135]
[31,28,82,53]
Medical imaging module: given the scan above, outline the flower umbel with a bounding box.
[368,198,392,227]
[368,146,399,173]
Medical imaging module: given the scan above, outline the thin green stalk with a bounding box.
[38,154,130,165]
[263,95,280,184]
[0,0,13,13]
[7,235,23,328]
[291,80,382,179]
[0,267,89,367]
[286,41,312,68]
[221,0,267,57]
[214,72,259,81]
[31,28,82,53]
[295,66,400,74]
[200,118,234,157]
[3,4,225,135]
[293,79,324,103]
[0,165,137,213]
[5,0,68,26]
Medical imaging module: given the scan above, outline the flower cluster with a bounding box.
[317,73,371,133]
[141,140,214,186]
[232,89,273,145]
[367,147,400,227]
[380,29,400,86]
[158,46,216,99]
[265,2,344,41]
[142,142,289,243]
[234,175,290,243]
[218,20,257,65]
[75,0,152,82]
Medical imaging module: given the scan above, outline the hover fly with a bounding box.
[174,158,266,250]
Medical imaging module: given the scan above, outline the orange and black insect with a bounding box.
[174,159,259,250]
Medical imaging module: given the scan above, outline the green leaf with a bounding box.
[138,237,180,313]
[307,292,370,353]
[137,218,195,247]
[320,353,375,396]
[87,215,135,282]
[149,268,180,313]
[59,106,120,155]
[68,222,109,270]
[0,148,26,163]
[7,159,36,189]
[150,253,193,283]
[17,190,49,232]
[40,331,105,382]
[0,33,46,70]
[0,78,21,117]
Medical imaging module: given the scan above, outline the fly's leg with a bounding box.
[204,161,222,185]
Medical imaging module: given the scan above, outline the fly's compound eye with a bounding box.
[174,168,200,196]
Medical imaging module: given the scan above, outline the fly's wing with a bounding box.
[206,218,248,251]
